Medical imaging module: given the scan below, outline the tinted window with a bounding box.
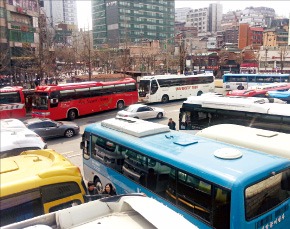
[41,182,82,203]
[0,91,21,104]
[27,122,44,129]
[59,90,76,101]
[75,88,90,99]
[43,121,56,128]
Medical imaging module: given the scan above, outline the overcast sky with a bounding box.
[77,0,290,29]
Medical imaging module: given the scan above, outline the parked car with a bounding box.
[116,104,165,120]
[23,118,80,139]
[266,89,290,103]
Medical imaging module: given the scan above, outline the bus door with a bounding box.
[149,80,158,102]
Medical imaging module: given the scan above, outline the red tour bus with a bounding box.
[0,86,26,119]
[31,78,138,120]
[227,82,290,97]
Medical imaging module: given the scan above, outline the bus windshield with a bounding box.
[0,91,21,104]
[32,92,49,110]
[246,168,290,220]
[138,80,151,96]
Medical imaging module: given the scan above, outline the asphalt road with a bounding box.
[47,86,226,175]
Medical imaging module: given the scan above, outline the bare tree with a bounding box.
[0,45,10,73]
[279,46,288,73]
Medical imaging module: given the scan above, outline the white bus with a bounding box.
[0,118,27,128]
[179,93,290,133]
[196,124,290,159]
[0,128,47,158]
[138,73,215,103]
[2,194,195,229]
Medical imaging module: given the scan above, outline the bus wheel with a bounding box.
[68,110,77,121]
[157,112,163,119]
[133,116,139,119]
[64,129,74,138]
[237,85,244,90]
[117,101,124,110]
[94,178,103,192]
[197,91,203,96]
[161,95,169,103]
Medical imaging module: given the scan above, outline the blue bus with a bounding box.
[81,117,290,229]
[267,90,290,104]
[223,73,290,90]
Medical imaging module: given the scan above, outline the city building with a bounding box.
[221,10,241,30]
[91,0,175,48]
[208,3,222,33]
[41,0,77,26]
[186,3,222,34]
[0,0,40,75]
[175,7,191,22]
[238,23,264,49]
[223,26,239,44]
[239,7,275,28]
[259,46,290,73]
[187,7,209,34]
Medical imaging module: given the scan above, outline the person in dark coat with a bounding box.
[87,181,99,195]
[168,118,176,130]
[102,183,116,196]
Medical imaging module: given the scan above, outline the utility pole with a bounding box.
[87,27,92,81]
[264,47,268,72]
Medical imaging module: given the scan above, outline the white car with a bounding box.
[116,104,165,120]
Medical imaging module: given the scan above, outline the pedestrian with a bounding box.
[102,183,116,196]
[168,118,176,130]
[87,181,99,195]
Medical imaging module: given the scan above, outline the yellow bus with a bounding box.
[0,149,87,227]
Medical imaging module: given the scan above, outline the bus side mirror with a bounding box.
[50,98,58,104]
[80,141,85,149]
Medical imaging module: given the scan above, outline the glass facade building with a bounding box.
[92,0,175,47]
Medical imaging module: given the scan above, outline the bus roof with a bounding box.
[196,124,290,159]
[223,73,290,77]
[85,118,290,189]
[183,93,289,116]
[0,86,23,92]
[140,73,214,80]
[2,194,195,229]
[0,118,26,128]
[0,149,82,197]
[35,78,135,92]
[0,128,46,153]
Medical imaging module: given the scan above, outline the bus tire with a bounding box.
[161,95,169,103]
[197,91,203,96]
[64,129,75,138]
[157,112,163,119]
[237,85,244,90]
[117,101,124,110]
[133,116,139,119]
[68,109,77,121]
[94,177,103,192]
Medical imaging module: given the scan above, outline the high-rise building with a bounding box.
[186,2,222,34]
[42,0,77,26]
[91,0,175,48]
[209,3,222,32]
[175,7,191,22]
[187,7,209,34]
